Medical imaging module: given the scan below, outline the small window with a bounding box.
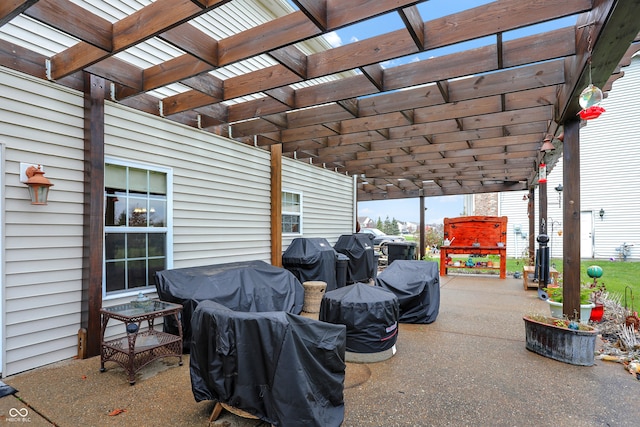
[282,191,302,234]
[104,160,171,297]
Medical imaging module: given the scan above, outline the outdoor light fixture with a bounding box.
[599,208,605,221]
[23,164,53,205]
[540,135,555,152]
[522,194,529,201]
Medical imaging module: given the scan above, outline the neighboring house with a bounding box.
[473,54,640,261]
[0,5,355,376]
[357,216,375,229]
[400,221,418,234]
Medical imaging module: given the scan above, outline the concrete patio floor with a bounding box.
[1,273,639,426]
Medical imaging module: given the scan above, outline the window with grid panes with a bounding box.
[282,191,302,234]
[104,161,170,295]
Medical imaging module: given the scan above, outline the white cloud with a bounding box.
[324,31,343,47]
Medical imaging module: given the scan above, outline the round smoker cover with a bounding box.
[282,237,338,291]
[320,282,399,353]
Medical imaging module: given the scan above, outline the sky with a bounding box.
[285,1,575,225]
[358,195,466,225]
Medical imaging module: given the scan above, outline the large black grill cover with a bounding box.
[190,300,346,427]
[154,260,304,350]
[375,260,440,324]
[319,282,399,353]
[333,234,375,284]
[282,237,338,291]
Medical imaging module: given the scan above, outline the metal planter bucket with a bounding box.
[523,316,596,366]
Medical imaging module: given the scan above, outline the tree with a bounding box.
[425,224,444,248]
[376,217,383,230]
[391,218,399,234]
[382,216,394,234]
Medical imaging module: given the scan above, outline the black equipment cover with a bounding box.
[190,300,346,427]
[375,260,440,324]
[282,237,339,291]
[154,260,304,350]
[333,234,375,284]
[319,282,399,353]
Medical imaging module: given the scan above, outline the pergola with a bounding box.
[1,0,639,341]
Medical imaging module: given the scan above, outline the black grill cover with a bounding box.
[190,300,346,427]
[375,260,440,324]
[282,237,338,291]
[333,234,375,284]
[154,260,304,350]
[319,282,399,353]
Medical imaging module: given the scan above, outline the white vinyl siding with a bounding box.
[282,157,355,249]
[0,68,85,376]
[499,55,640,261]
[577,55,640,260]
[104,103,273,267]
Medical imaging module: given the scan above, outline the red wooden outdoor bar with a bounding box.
[440,216,508,279]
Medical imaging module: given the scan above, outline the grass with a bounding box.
[424,253,640,306]
[509,258,640,305]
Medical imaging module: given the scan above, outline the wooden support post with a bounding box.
[82,73,105,358]
[419,194,425,260]
[562,119,581,320]
[270,144,282,267]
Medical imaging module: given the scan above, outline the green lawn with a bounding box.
[508,258,639,302]
[423,254,640,303]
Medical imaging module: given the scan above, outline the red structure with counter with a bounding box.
[440,216,508,279]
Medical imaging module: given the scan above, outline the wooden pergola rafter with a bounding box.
[1,0,639,200]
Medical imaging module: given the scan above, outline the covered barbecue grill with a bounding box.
[375,260,440,324]
[282,237,339,291]
[333,234,376,284]
[154,260,304,350]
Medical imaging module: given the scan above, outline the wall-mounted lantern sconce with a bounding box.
[540,135,555,152]
[554,184,563,207]
[599,208,605,221]
[20,163,53,205]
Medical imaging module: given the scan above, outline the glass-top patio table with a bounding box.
[100,300,183,385]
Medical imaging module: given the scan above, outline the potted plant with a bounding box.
[523,313,596,366]
[544,285,595,324]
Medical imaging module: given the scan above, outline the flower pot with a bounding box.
[523,316,596,366]
[589,303,604,322]
[546,300,595,325]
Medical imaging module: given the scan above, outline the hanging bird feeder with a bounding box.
[578,26,605,121]
[578,84,605,120]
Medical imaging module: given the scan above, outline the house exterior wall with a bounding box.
[1,68,86,376]
[281,157,354,249]
[498,55,640,261]
[0,66,355,376]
